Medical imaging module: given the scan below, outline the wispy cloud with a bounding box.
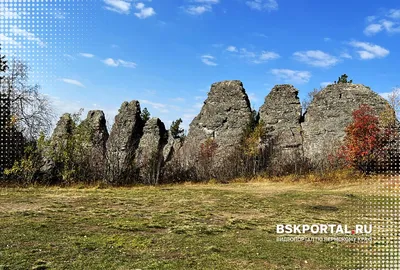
[293,50,339,68]
[170,97,185,102]
[388,9,400,19]
[270,69,311,84]
[79,53,95,58]
[10,26,46,47]
[246,0,278,11]
[103,0,131,14]
[227,46,280,64]
[140,100,169,113]
[60,78,85,88]
[348,41,389,60]
[102,58,137,68]
[0,34,22,47]
[134,2,156,19]
[226,46,238,52]
[184,0,220,15]
[364,10,400,36]
[64,54,75,60]
[201,55,218,66]
[340,52,352,59]
[0,6,22,19]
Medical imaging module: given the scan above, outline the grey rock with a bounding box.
[180,80,252,170]
[79,110,109,177]
[40,113,74,181]
[302,83,391,161]
[135,117,168,184]
[51,113,74,143]
[163,130,183,163]
[259,84,303,151]
[105,101,144,184]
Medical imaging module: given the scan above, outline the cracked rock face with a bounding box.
[135,118,168,183]
[302,83,391,160]
[105,101,144,184]
[259,84,303,152]
[79,110,109,176]
[180,80,252,169]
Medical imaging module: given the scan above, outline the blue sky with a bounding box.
[1,0,400,131]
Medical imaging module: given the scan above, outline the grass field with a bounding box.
[0,177,388,269]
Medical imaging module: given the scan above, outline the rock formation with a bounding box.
[163,130,183,164]
[259,84,303,153]
[302,83,391,161]
[180,80,252,171]
[78,110,109,178]
[105,101,144,184]
[39,113,74,181]
[135,118,168,184]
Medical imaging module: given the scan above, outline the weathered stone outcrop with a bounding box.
[259,84,303,152]
[79,110,109,177]
[163,131,183,164]
[302,83,391,160]
[135,118,168,184]
[39,113,74,181]
[51,113,74,143]
[180,80,252,170]
[105,101,144,184]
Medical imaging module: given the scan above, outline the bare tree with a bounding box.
[387,87,400,119]
[302,87,321,112]
[1,59,55,141]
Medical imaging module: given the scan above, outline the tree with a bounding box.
[337,74,352,84]
[141,107,151,123]
[302,88,321,111]
[0,45,7,78]
[170,118,184,139]
[387,87,400,120]
[337,104,381,173]
[1,59,54,141]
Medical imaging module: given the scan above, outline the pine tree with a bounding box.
[141,107,151,123]
[170,118,184,139]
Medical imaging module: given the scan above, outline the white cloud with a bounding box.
[270,69,311,84]
[246,0,278,11]
[324,37,331,42]
[140,100,169,113]
[226,46,238,52]
[388,9,400,20]
[366,16,376,22]
[340,52,352,59]
[103,0,131,14]
[185,5,211,15]
[228,47,279,64]
[364,23,383,35]
[0,34,22,47]
[102,58,137,68]
[64,54,75,60]
[364,10,400,36]
[348,41,389,60]
[134,2,156,19]
[170,97,185,102]
[184,0,220,15]
[254,51,280,63]
[10,26,46,47]
[0,6,21,19]
[60,78,85,88]
[79,53,95,58]
[201,55,218,66]
[293,50,339,68]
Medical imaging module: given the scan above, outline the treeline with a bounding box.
[1,46,400,186]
